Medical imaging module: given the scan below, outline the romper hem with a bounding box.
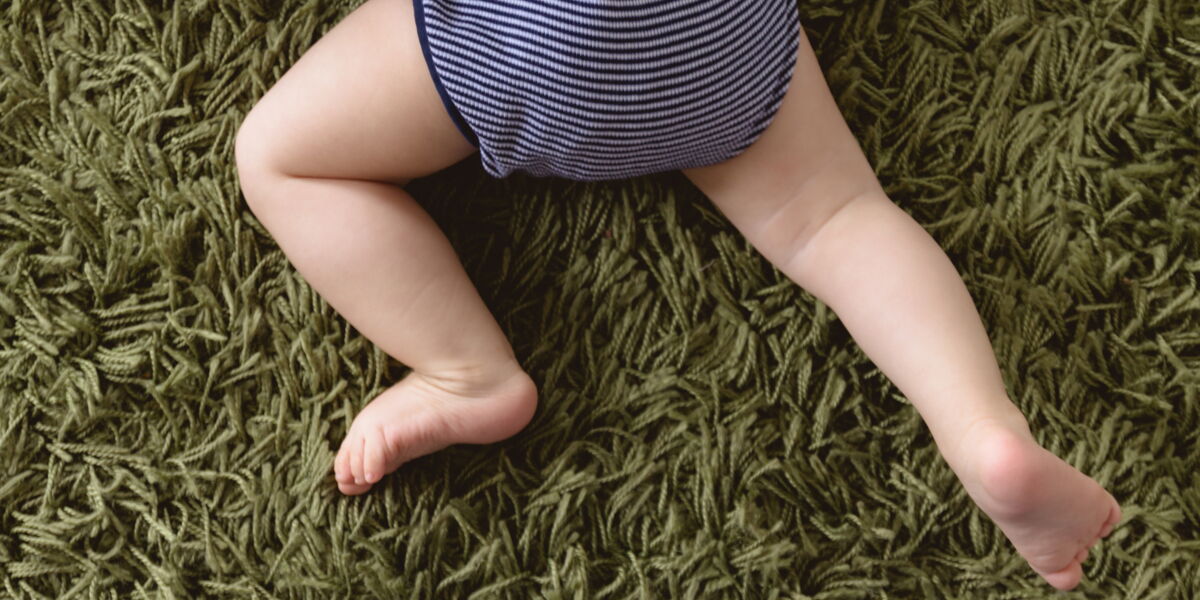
[412,0,478,147]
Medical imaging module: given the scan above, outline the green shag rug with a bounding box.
[2,0,1199,597]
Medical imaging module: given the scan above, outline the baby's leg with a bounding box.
[683,27,1119,591]
[234,0,536,495]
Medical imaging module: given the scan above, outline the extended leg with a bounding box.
[683,26,1119,591]
[235,0,536,495]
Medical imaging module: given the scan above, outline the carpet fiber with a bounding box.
[2,0,1198,597]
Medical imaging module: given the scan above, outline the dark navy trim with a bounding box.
[412,0,478,147]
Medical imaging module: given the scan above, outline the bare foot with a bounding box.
[955,420,1122,590]
[334,363,537,495]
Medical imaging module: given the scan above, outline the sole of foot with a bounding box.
[334,363,537,495]
[965,423,1121,591]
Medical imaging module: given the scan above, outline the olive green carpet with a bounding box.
[2,0,1198,598]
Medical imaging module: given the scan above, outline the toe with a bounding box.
[335,437,372,495]
[350,434,366,485]
[1102,499,1121,536]
[364,427,386,484]
[1074,547,1089,564]
[1041,561,1083,591]
[338,480,372,496]
[334,440,353,483]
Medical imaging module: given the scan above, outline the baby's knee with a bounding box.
[233,104,288,209]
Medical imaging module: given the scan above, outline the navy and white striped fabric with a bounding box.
[413,0,800,181]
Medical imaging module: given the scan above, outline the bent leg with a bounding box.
[235,0,536,496]
[683,26,1119,591]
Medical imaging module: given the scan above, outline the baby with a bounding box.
[233,0,1120,591]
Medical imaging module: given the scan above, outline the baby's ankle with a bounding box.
[414,356,531,399]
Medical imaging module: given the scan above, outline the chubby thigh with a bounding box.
[235,0,477,187]
[682,26,887,271]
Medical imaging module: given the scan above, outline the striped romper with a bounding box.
[413,1,800,181]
